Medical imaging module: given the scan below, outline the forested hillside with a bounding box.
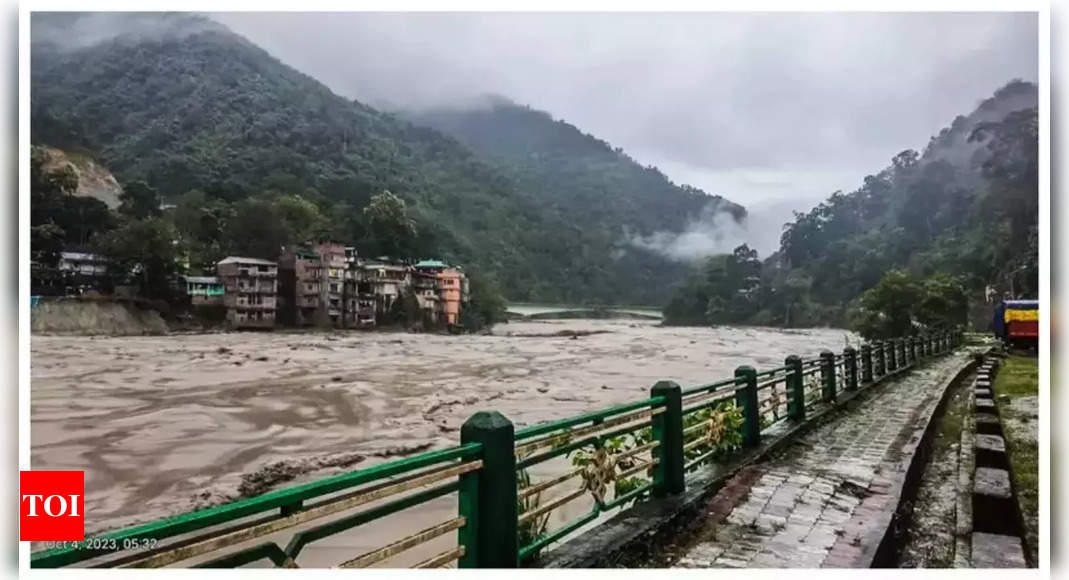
[30,12,743,306]
[664,80,1039,330]
[406,97,745,265]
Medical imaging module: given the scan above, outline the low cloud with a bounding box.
[629,205,751,262]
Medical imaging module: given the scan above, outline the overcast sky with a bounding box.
[211,11,1037,233]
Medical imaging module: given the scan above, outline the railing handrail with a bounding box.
[30,442,483,568]
[513,396,666,441]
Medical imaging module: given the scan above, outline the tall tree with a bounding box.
[363,190,417,259]
[94,217,179,300]
[118,180,163,220]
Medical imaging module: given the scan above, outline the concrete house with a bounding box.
[217,256,277,329]
[278,242,346,327]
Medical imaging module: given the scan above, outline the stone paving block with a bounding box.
[764,503,793,519]
[756,513,788,532]
[974,467,1012,499]
[774,525,811,544]
[818,509,852,525]
[713,556,748,568]
[750,485,775,498]
[750,552,788,568]
[727,508,760,526]
[974,414,1000,426]
[975,388,992,397]
[975,398,996,411]
[975,434,1006,453]
[971,532,1027,568]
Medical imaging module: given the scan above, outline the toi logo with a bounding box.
[19,471,84,541]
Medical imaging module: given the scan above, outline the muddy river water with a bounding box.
[31,319,857,567]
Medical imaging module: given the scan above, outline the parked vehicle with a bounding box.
[993,299,1039,349]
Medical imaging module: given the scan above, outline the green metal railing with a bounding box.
[31,330,963,569]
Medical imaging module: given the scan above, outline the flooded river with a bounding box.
[31,319,856,566]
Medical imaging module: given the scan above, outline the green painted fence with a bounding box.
[31,331,963,569]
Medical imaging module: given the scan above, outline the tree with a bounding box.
[30,145,114,262]
[94,217,179,299]
[118,180,163,219]
[273,194,328,244]
[849,270,967,339]
[848,270,922,339]
[31,223,66,266]
[363,190,417,259]
[460,270,508,332]
[172,189,228,271]
[222,198,289,260]
[915,273,969,331]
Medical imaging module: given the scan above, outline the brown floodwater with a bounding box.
[30,319,857,567]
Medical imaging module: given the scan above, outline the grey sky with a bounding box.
[211,11,1037,251]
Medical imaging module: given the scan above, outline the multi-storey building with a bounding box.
[319,242,346,326]
[340,247,376,328]
[278,242,346,327]
[217,256,277,329]
[362,261,411,317]
[414,260,467,326]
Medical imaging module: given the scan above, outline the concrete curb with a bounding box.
[865,351,981,567]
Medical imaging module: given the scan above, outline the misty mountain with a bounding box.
[405,98,744,238]
[30,12,743,305]
[664,80,1038,327]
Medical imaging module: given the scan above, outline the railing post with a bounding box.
[843,346,858,391]
[819,350,836,402]
[650,380,684,496]
[909,336,917,364]
[874,341,885,376]
[459,411,517,568]
[734,366,760,447]
[887,340,898,372]
[898,339,907,368]
[785,355,805,421]
[860,344,873,383]
[926,334,934,356]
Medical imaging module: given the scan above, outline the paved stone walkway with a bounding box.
[674,351,974,568]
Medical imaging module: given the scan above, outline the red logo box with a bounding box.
[19,471,84,541]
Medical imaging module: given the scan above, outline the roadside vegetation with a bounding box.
[994,354,1039,565]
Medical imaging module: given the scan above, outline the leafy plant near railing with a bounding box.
[564,401,745,507]
[516,446,551,556]
[803,372,823,404]
[681,402,745,466]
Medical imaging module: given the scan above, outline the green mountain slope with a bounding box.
[663,80,1038,328]
[404,99,747,304]
[31,13,741,305]
[405,97,744,239]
